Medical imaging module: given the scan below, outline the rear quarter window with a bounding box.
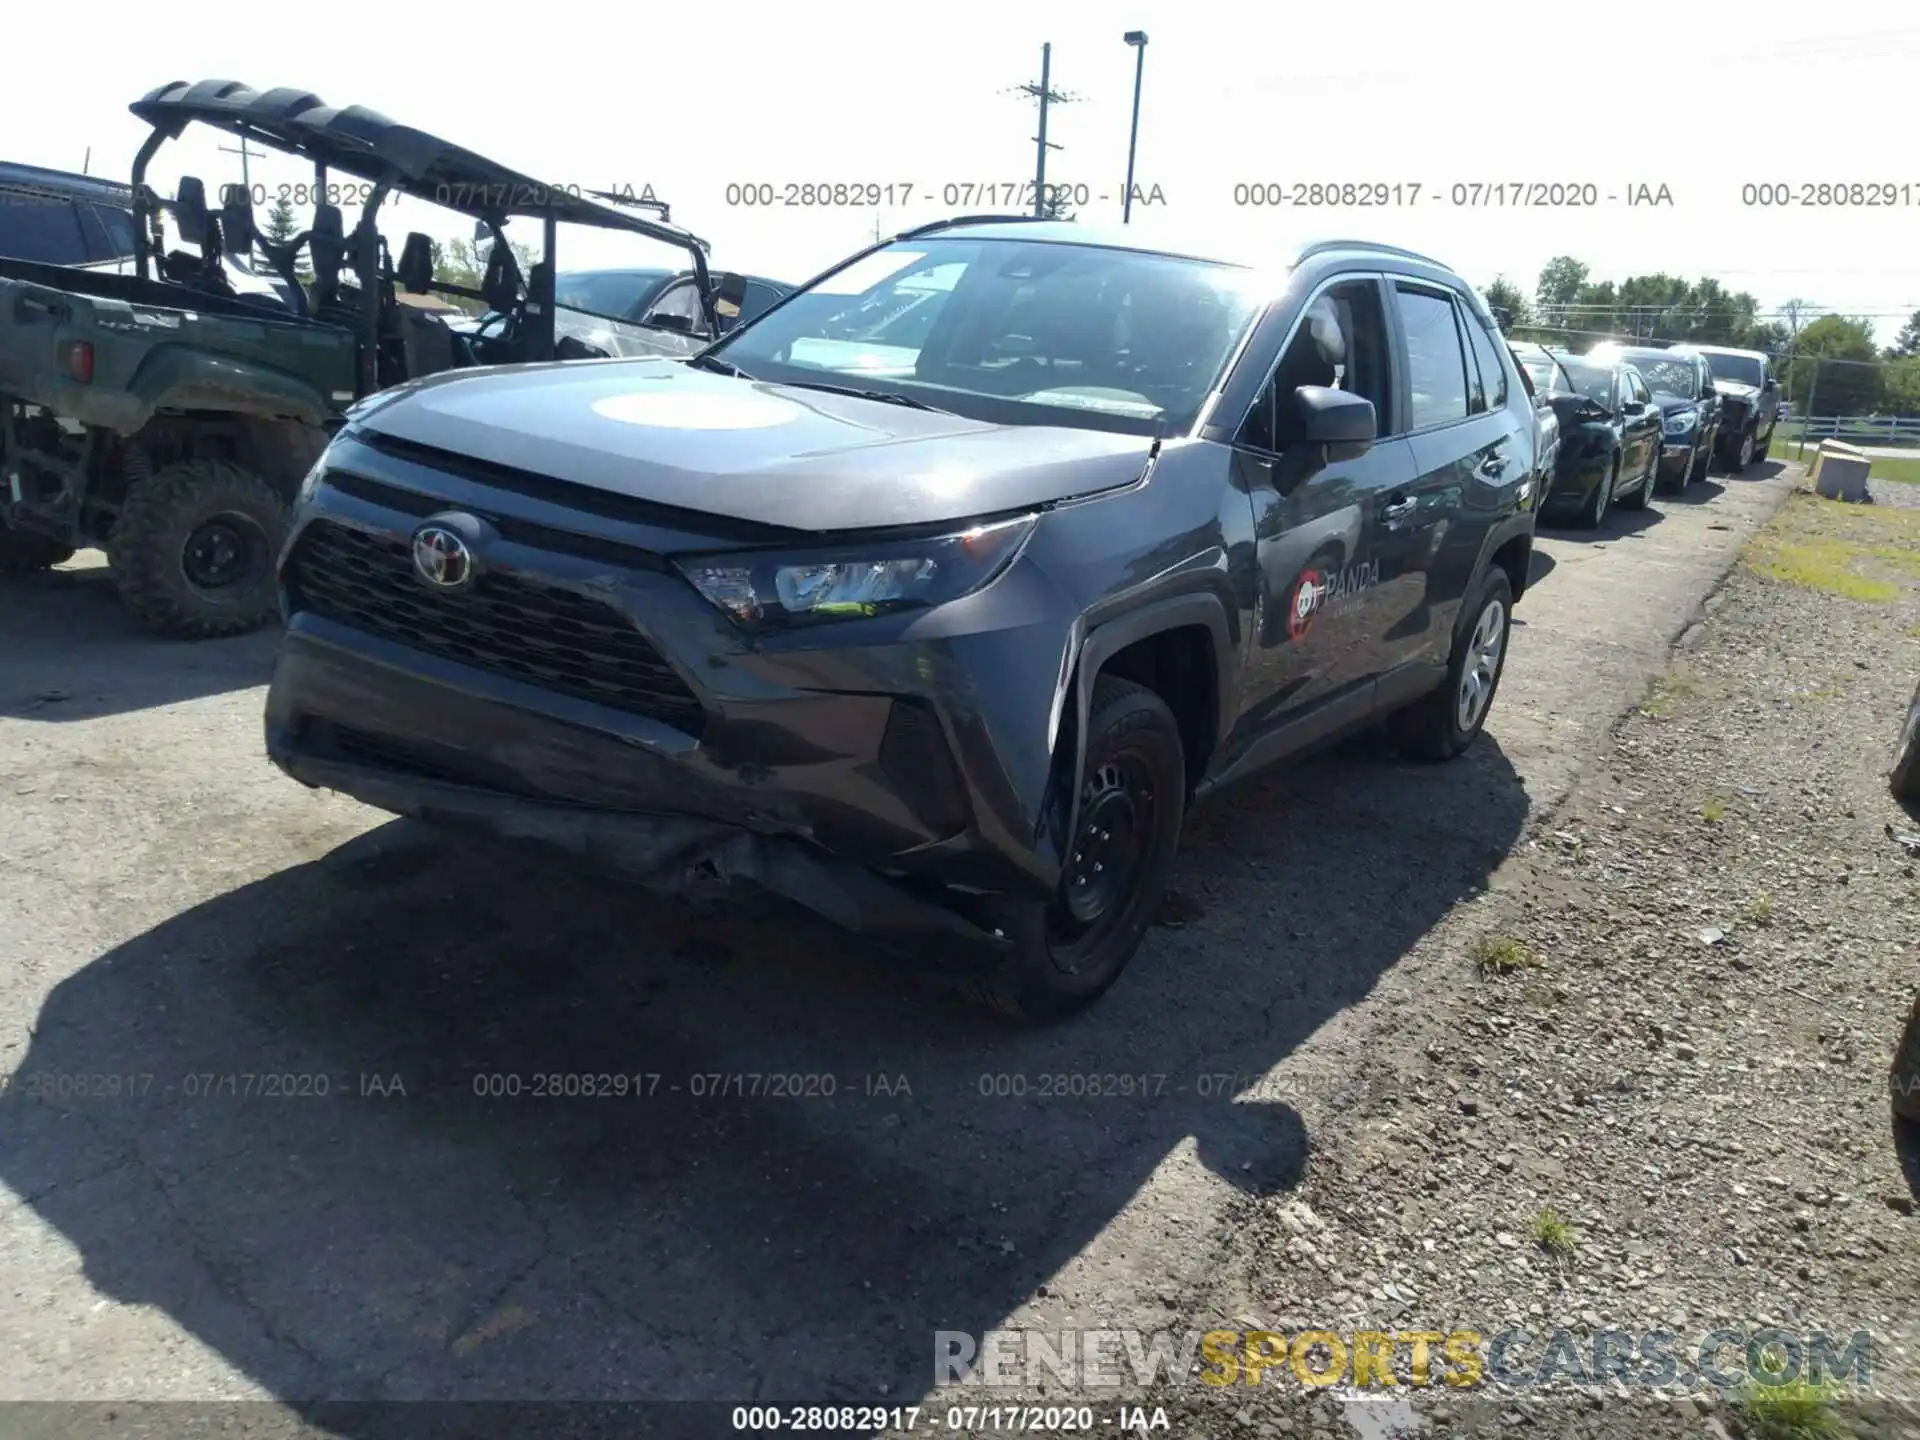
[0,192,91,265]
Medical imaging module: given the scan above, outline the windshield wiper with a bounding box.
[774,378,951,413]
[689,353,751,378]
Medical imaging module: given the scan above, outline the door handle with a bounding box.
[1380,496,1416,523]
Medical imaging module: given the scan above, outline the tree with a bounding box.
[262,196,313,282]
[1534,257,1589,325]
[1038,186,1075,221]
[1887,309,1920,359]
[1778,314,1884,417]
[1482,276,1531,332]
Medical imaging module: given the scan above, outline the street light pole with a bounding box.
[1122,31,1148,224]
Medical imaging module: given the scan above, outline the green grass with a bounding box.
[1472,934,1539,976]
[1642,666,1715,719]
[1748,537,1902,602]
[1869,454,1920,486]
[1746,893,1774,925]
[1738,1374,1850,1440]
[1529,1206,1577,1257]
[1701,797,1728,823]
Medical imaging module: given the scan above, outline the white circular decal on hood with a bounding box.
[590,389,801,429]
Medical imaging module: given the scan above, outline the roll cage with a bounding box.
[124,80,726,398]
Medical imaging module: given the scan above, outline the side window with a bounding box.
[1463,311,1508,410]
[1238,278,1393,454]
[738,282,783,325]
[0,193,91,266]
[1394,285,1471,430]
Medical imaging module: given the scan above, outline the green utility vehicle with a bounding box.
[0,79,741,636]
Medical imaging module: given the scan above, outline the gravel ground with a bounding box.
[1133,483,1920,1438]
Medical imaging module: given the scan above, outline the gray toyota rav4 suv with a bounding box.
[266,218,1538,1019]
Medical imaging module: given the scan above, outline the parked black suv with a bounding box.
[265,220,1537,1019]
[0,161,139,270]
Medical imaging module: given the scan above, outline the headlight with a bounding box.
[295,453,328,507]
[675,514,1035,630]
[1663,410,1698,434]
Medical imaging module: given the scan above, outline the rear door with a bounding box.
[1371,281,1506,675]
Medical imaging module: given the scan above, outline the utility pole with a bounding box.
[1013,43,1077,217]
[1122,32,1148,223]
[82,147,91,176]
[218,134,258,198]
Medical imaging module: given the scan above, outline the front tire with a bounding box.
[108,460,288,639]
[1689,440,1712,483]
[965,675,1186,1022]
[1755,426,1773,462]
[1391,569,1514,762]
[1734,429,1755,472]
[0,523,75,575]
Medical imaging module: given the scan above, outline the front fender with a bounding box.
[1055,589,1238,864]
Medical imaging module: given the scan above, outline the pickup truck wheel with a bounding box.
[1735,429,1755,471]
[1892,992,1920,1124]
[1754,428,1772,462]
[965,675,1185,1022]
[1891,681,1920,804]
[109,460,288,639]
[0,524,75,576]
[1391,569,1513,763]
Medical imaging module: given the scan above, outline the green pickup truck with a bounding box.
[0,79,739,637]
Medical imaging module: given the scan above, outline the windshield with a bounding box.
[1560,362,1615,407]
[708,237,1265,436]
[1616,353,1698,399]
[1699,351,1766,387]
[553,269,674,323]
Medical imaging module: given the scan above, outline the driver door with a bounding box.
[1232,275,1415,740]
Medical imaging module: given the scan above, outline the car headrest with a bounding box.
[397,232,434,295]
[173,176,209,246]
[218,184,256,253]
[1306,297,1347,366]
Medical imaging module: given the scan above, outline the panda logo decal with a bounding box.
[1287,569,1324,640]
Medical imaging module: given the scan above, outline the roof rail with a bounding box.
[897,213,1060,239]
[1295,237,1451,270]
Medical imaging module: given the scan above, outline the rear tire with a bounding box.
[1891,681,1920,804]
[0,523,74,575]
[1391,568,1513,762]
[1618,448,1652,510]
[108,459,288,639]
[1892,992,1920,1124]
[964,675,1185,1022]
[1578,459,1615,529]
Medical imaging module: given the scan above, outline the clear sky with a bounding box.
[8,0,1919,342]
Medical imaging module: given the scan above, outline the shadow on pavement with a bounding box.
[0,732,1531,1425]
[0,560,280,721]
[1540,501,1663,545]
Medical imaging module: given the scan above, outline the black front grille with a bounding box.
[287,520,706,733]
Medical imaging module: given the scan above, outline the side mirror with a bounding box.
[1763,376,1779,391]
[710,271,748,322]
[1294,385,1375,461]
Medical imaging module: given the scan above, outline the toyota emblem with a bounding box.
[411,523,475,591]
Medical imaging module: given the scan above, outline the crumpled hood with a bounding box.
[357,358,1157,533]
